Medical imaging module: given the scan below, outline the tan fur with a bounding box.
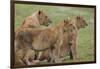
[15,19,69,63]
[15,32,39,66]
[15,10,52,66]
[39,16,87,61]
[15,47,36,66]
[15,15,87,65]
[31,20,69,63]
[58,16,87,60]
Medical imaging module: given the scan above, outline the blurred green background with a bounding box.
[15,4,95,63]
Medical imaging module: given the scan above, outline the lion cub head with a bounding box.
[76,16,88,29]
[22,10,52,28]
[38,10,52,26]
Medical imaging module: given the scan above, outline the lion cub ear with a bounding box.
[64,19,69,24]
[64,19,66,23]
[76,16,81,19]
[38,10,42,15]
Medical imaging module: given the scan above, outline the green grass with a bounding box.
[15,4,95,63]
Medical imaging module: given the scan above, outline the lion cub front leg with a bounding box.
[70,38,78,61]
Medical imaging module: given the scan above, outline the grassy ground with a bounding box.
[15,4,95,63]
